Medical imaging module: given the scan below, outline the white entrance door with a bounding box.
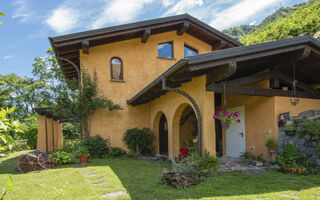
[226,106,245,158]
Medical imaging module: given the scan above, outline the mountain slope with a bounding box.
[222,0,317,42]
[241,0,320,45]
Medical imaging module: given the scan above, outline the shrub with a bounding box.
[284,124,296,131]
[123,127,154,155]
[83,135,108,158]
[275,144,305,168]
[299,119,320,137]
[61,140,81,153]
[49,151,73,164]
[75,146,90,157]
[198,150,218,170]
[240,152,265,162]
[12,140,30,152]
[265,138,278,148]
[109,147,126,157]
[62,122,80,139]
[22,124,38,149]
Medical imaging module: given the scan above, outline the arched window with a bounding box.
[110,57,123,80]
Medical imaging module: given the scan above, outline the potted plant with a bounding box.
[284,124,296,136]
[265,138,277,153]
[77,146,90,164]
[213,110,241,128]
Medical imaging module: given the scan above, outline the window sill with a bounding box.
[110,79,126,83]
[157,57,176,61]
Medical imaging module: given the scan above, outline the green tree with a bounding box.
[0,107,23,153]
[241,0,320,45]
[54,71,121,141]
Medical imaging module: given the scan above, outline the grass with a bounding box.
[0,151,320,200]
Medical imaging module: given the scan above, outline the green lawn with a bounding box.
[1,151,320,200]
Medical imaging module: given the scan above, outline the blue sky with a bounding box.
[0,0,307,77]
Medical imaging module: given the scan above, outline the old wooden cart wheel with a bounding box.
[17,153,44,173]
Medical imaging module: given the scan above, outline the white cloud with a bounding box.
[210,0,279,30]
[163,0,203,16]
[249,20,256,25]
[91,0,154,29]
[45,7,80,33]
[12,0,34,23]
[162,0,174,8]
[3,55,15,60]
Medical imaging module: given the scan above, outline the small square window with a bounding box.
[158,42,173,59]
[184,45,198,57]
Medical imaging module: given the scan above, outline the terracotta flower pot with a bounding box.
[80,155,89,164]
[268,148,276,153]
[221,121,230,128]
[283,167,296,174]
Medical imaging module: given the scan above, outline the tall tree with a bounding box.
[54,71,121,141]
[0,12,4,25]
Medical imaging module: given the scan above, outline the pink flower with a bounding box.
[236,119,241,123]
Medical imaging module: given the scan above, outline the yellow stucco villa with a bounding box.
[49,14,320,159]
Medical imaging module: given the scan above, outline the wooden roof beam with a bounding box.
[212,40,227,51]
[82,40,89,54]
[177,22,190,36]
[207,85,320,99]
[141,28,151,43]
[206,62,237,85]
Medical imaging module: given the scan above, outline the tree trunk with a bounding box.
[83,117,90,141]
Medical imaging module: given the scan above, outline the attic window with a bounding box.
[110,58,123,80]
[184,44,198,57]
[158,42,173,59]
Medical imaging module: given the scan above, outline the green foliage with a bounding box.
[241,0,320,45]
[284,124,296,131]
[240,151,265,162]
[109,147,126,157]
[299,119,320,137]
[75,146,90,157]
[0,107,23,153]
[123,127,155,155]
[49,151,73,164]
[222,25,256,41]
[83,135,108,158]
[174,150,218,178]
[54,70,121,141]
[1,176,14,200]
[265,138,278,148]
[12,140,30,152]
[21,116,38,149]
[198,149,218,170]
[318,143,320,152]
[61,140,80,153]
[62,122,80,139]
[275,144,305,168]
[222,0,314,41]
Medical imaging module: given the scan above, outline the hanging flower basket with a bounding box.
[213,110,241,129]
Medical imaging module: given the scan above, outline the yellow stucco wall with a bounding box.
[149,75,215,157]
[80,31,212,151]
[222,79,320,159]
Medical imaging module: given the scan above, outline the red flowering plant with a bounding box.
[178,148,190,160]
[213,110,241,128]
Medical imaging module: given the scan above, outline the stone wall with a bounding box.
[277,111,320,169]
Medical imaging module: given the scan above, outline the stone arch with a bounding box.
[153,111,168,154]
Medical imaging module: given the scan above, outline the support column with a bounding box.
[37,115,47,152]
[201,90,216,155]
[46,117,54,152]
